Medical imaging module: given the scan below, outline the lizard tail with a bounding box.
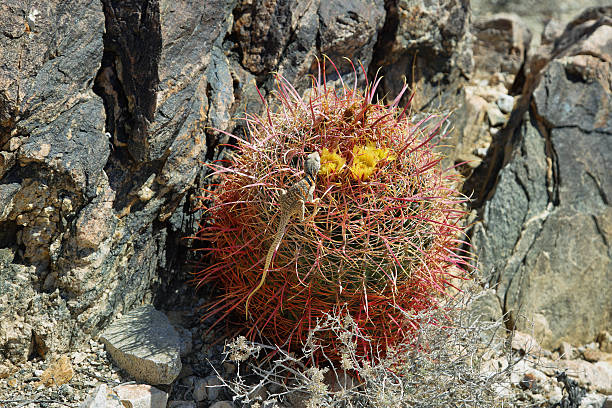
[245,214,290,318]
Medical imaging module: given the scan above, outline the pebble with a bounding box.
[206,375,223,401]
[496,94,514,113]
[193,377,208,401]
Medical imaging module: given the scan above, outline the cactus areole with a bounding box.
[195,62,470,359]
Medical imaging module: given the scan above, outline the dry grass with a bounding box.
[217,282,521,408]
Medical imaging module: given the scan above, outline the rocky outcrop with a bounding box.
[0,0,238,370]
[470,7,612,349]
[372,0,473,110]
[232,0,385,84]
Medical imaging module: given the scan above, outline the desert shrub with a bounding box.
[195,62,470,357]
[217,283,517,408]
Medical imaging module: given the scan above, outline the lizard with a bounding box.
[245,151,321,318]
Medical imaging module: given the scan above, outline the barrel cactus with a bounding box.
[195,64,470,358]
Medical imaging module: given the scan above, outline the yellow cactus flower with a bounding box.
[320,147,346,177]
[350,143,396,180]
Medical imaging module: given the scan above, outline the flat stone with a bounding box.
[113,384,168,408]
[100,305,181,384]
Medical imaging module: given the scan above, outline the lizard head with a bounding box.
[305,151,321,177]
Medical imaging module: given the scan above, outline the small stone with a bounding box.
[583,349,612,363]
[193,377,208,401]
[113,384,168,408]
[511,331,543,356]
[80,384,112,408]
[180,375,197,387]
[223,361,236,375]
[598,331,612,353]
[496,94,514,114]
[167,401,197,408]
[209,402,233,408]
[486,104,506,127]
[38,355,74,387]
[72,352,88,365]
[560,342,576,359]
[519,373,537,390]
[206,375,224,401]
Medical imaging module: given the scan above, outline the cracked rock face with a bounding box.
[471,8,612,349]
[0,0,237,369]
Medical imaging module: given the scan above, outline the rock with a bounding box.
[604,397,612,408]
[80,384,115,408]
[1,0,238,367]
[233,0,384,84]
[193,377,208,401]
[38,355,74,387]
[599,331,612,353]
[100,305,182,385]
[581,393,608,408]
[583,349,612,363]
[374,0,472,111]
[486,104,506,127]
[451,89,491,170]
[168,402,197,408]
[560,342,577,360]
[496,94,514,114]
[472,13,532,81]
[113,384,169,408]
[209,402,234,408]
[206,375,224,401]
[511,332,543,357]
[469,8,612,349]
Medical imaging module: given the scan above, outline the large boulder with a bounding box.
[470,7,612,349]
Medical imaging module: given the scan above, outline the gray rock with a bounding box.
[0,0,237,368]
[486,104,507,127]
[233,0,384,85]
[100,305,182,384]
[206,375,224,401]
[168,402,197,408]
[209,402,234,408]
[374,0,473,111]
[470,9,612,349]
[193,377,208,401]
[496,94,515,114]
